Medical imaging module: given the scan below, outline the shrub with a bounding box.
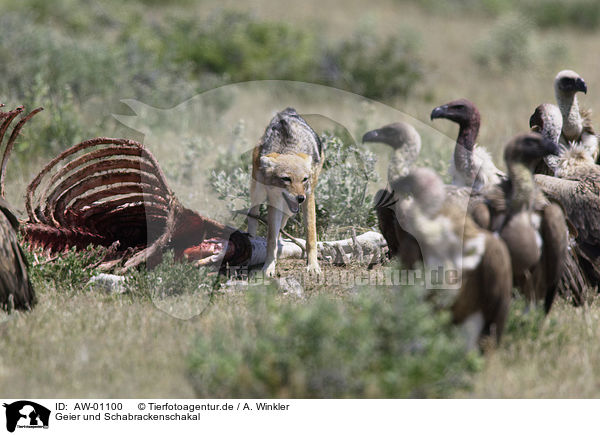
[472,14,566,72]
[473,14,535,71]
[126,251,224,301]
[187,285,481,398]
[316,133,379,238]
[322,27,423,100]
[160,11,423,101]
[23,244,106,293]
[524,0,600,30]
[0,13,117,102]
[163,11,320,84]
[15,73,85,157]
[401,0,600,30]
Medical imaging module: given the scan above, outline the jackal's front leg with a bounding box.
[303,188,321,275]
[248,178,265,237]
[263,205,283,277]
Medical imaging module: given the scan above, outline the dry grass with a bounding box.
[0,291,199,398]
[458,298,600,398]
[3,270,600,398]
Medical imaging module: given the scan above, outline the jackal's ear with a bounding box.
[295,152,311,162]
[259,155,277,170]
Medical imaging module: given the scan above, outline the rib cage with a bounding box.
[24,138,171,251]
[22,137,251,270]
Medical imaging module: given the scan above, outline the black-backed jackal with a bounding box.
[249,108,323,277]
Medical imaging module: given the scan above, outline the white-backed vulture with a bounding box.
[0,198,36,312]
[430,99,505,191]
[500,133,567,313]
[530,103,593,302]
[554,70,599,162]
[363,122,488,266]
[362,123,423,267]
[391,167,512,348]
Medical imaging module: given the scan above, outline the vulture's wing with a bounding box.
[535,174,600,246]
[373,188,422,267]
[0,205,35,311]
[374,188,400,258]
[540,202,568,313]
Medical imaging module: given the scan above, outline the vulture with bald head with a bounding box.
[430,98,505,192]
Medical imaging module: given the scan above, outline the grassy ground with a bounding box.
[459,298,600,398]
[2,259,599,398]
[1,0,600,398]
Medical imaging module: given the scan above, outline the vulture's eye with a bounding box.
[281,176,292,182]
[302,176,309,182]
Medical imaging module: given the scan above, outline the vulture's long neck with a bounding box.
[556,90,583,141]
[507,162,535,212]
[454,118,480,184]
[387,139,421,182]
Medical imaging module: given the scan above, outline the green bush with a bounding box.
[160,11,423,101]
[163,11,320,84]
[322,27,423,100]
[187,285,481,398]
[316,133,379,238]
[0,13,117,102]
[524,0,600,30]
[473,14,534,71]
[23,244,106,293]
[126,251,224,301]
[400,0,600,30]
[472,14,566,72]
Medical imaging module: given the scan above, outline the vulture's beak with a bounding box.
[362,129,380,143]
[576,77,587,94]
[430,105,447,121]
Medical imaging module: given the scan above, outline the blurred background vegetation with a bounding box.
[1,0,600,398]
[2,0,592,160]
[2,0,595,217]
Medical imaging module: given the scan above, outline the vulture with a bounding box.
[532,103,600,284]
[499,133,567,313]
[0,198,36,312]
[529,103,563,175]
[363,122,487,266]
[430,98,505,191]
[553,69,599,162]
[391,167,512,349]
[363,122,423,267]
[530,103,593,302]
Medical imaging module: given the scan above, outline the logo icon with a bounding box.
[3,401,50,433]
